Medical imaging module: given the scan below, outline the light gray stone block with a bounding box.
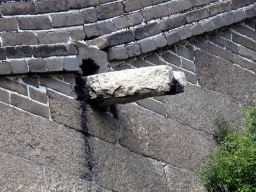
[86,66,186,106]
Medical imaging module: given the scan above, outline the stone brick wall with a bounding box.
[0,0,256,191]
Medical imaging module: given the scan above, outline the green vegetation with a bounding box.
[198,86,256,192]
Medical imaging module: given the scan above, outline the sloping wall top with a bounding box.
[0,0,255,76]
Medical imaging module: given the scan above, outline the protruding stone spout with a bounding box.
[85,66,186,107]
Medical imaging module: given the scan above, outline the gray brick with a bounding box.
[152,0,170,4]
[239,46,256,62]
[80,9,98,24]
[208,35,225,47]
[46,58,63,72]
[35,0,69,14]
[233,25,256,41]
[106,31,134,47]
[177,45,194,61]
[0,62,11,75]
[33,45,68,58]
[108,47,128,60]
[125,43,141,57]
[39,77,75,97]
[139,38,157,54]
[0,89,9,104]
[37,31,70,44]
[222,12,235,26]
[64,75,76,85]
[136,98,166,116]
[162,51,181,67]
[145,54,166,65]
[182,58,196,72]
[127,12,143,26]
[131,59,154,68]
[207,42,235,63]
[212,16,226,29]
[159,15,186,32]
[5,46,33,59]
[165,31,180,45]
[11,94,49,118]
[234,54,256,72]
[28,59,47,73]
[1,32,38,46]
[178,26,192,40]
[141,0,153,7]
[96,2,124,20]
[232,32,256,52]
[233,10,246,23]
[123,0,142,12]
[62,57,80,71]
[113,16,129,30]
[84,24,99,39]
[192,0,211,6]
[29,87,48,104]
[190,23,203,36]
[10,60,28,74]
[230,0,255,10]
[220,29,232,40]
[190,39,208,50]
[141,5,170,21]
[22,77,39,88]
[133,22,161,40]
[225,40,239,54]
[97,21,116,36]
[17,16,52,30]
[66,43,79,55]
[180,69,197,84]
[185,7,209,23]
[0,48,7,60]
[154,35,167,48]
[207,1,231,17]
[51,12,84,28]
[0,18,17,32]
[0,78,28,96]
[69,0,99,9]
[168,0,194,14]
[113,64,132,71]
[70,29,86,41]
[2,2,36,15]
[201,20,214,32]
[245,20,255,30]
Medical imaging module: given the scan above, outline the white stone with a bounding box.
[86,66,186,106]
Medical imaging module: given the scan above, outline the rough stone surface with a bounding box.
[195,50,256,103]
[0,152,46,192]
[37,31,70,44]
[48,90,118,143]
[0,102,91,179]
[125,43,141,57]
[86,66,186,106]
[89,137,168,192]
[155,83,242,134]
[5,46,33,59]
[108,47,129,60]
[2,1,36,15]
[164,164,203,191]
[45,168,112,192]
[96,2,124,20]
[118,103,216,171]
